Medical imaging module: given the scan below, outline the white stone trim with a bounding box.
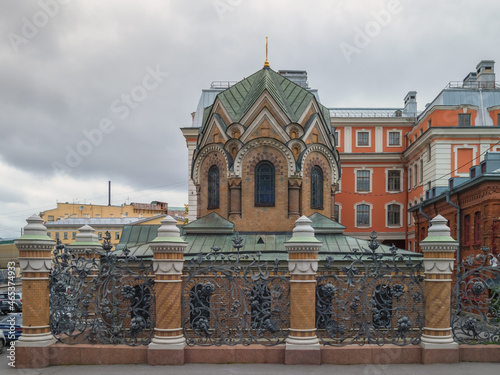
[354,201,373,228]
[386,128,402,147]
[344,127,352,153]
[385,168,404,193]
[355,128,371,148]
[453,144,477,177]
[153,260,184,275]
[354,167,373,193]
[384,201,403,228]
[300,143,340,184]
[375,126,383,152]
[192,144,229,185]
[288,259,318,276]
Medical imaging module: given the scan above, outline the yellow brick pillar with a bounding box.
[148,216,187,365]
[14,215,56,368]
[420,214,459,364]
[285,216,322,365]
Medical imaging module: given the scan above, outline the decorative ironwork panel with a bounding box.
[316,232,424,346]
[49,233,155,346]
[451,247,500,344]
[182,236,289,346]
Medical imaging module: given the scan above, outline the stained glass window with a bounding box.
[311,166,323,209]
[208,165,219,209]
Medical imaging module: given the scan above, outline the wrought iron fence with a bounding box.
[181,235,289,346]
[316,232,424,346]
[451,247,500,344]
[49,232,155,346]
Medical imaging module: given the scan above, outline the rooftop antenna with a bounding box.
[263,37,270,68]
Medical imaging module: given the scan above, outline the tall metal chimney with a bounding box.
[108,181,111,206]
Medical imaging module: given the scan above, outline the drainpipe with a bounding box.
[446,191,461,272]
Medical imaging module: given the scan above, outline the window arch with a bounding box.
[255,161,275,206]
[311,166,324,209]
[207,165,219,209]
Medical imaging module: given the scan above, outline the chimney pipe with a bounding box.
[108,181,111,206]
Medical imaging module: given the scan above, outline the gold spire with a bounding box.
[263,37,270,68]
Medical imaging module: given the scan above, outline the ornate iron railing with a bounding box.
[49,232,155,345]
[451,247,500,344]
[181,235,289,346]
[316,232,424,346]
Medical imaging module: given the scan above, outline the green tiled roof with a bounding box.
[211,67,331,126]
[308,213,346,234]
[182,213,234,234]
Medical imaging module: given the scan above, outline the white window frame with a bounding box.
[419,159,424,184]
[387,129,402,147]
[354,201,373,228]
[385,168,403,193]
[354,168,373,193]
[334,130,340,147]
[407,204,412,227]
[334,203,341,223]
[385,201,403,228]
[407,167,412,191]
[355,129,371,147]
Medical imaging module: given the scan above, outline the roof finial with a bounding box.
[264,37,270,68]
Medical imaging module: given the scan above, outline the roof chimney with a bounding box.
[463,72,477,87]
[278,70,309,88]
[476,60,495,88]
[403,91,417,116]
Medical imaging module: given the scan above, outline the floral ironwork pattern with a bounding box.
[182,234,289,346]
[451,246,500,344]
[316,231,424,346]
[49,232,155,345]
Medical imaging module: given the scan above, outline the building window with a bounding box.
[356,170,370,192]
[356,204,370,226]
[458,113,471,127]
[255,161,275,206]
[207,165,220,209]
[72,232,76,240]
[63,232,68,240]
[413,164,418,186]
[48,215,54,221]
[311,166,324,209]
[55,232,60,240]
[498,113,500,126]
[388,131,400,146]
[334,131,339,147]
[115,232,120,240]
[408,168,412,190]
[357,131,369,146]
[474,211,481,244]
[387,204,401,226]
[463,214,470,245]
[419,159,424,183]
[387,170,401,192]
[427,143,431,161]
[419,129,423,136]
[428,119,432,128]
[98,232,103,240]
[334,204,340,222]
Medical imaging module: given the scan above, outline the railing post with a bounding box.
[420,214,459,363]
[284,216,322,365]
[148,216,187,365]
[14,215,56,368]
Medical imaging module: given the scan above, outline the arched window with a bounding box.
[311,166,324,209]
[255,161,275,206]
[207,165,219,209]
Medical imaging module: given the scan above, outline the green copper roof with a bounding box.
[213,67,330,125]
[182,212,234,234]
[308,213,346,234]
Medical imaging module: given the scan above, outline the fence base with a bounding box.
[14,343,500,368]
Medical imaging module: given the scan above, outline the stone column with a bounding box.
[148,216,187,365]
[229,178,242,216]
[196,185,201,219]
[420,214,459,363]
[284,216,322,365]
[288,179,301,217]
[14,215,56,368]
[330,185,337,220]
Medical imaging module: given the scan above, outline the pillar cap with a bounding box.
[70,225,101,247]
[421,214,457,244]
[16,214,55,242]
[151,215,186,243]
[286,216,321,244]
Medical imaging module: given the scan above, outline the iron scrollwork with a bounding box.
[49,232,155,345]
[316,231,424,346]
[182,234,290,346]
[451,246,500,344]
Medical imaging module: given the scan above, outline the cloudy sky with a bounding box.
[0,0,498,238]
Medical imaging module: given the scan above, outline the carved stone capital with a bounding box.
[288,259,318,276]
[153,259,184,276]
[423,258,454,274]
[19,258,52,273]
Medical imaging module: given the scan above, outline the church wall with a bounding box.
[232,146,295,232]
[198,151,229,218]
[300,152,332,218]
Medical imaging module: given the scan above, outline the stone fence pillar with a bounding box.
[420,214,459,363]
[148,216,187,365]
[284,215,322,365]
[14,215,56,368]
